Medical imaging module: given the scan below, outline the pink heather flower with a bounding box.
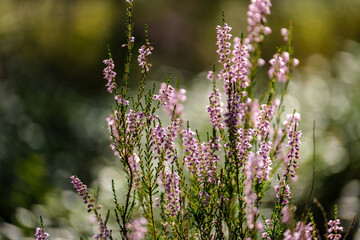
[106,110,146,158]
[103,58,117,93]
[243,153,259,230]
[201,138,221,184]
[283,112,302,180]
[151,118,180,164]
[115,95,130,105]
[207,88,224,129]
[236,128,253,166]
[258,58,265,66]
[126,0,134,4]
[206,70,220,81]
[126,217,148,240]
[274,179,291,206]
[181,128,201,174]
[93,219,111,240]
[182,127,221,187]
[216,23,232,66]
[129,153,141,188]
[231,37,251,89]
[35,227,49,240]
[252,102,278,181]
[137,44,154,73]
[293,58,300,67]
[245,0,272,48]
[164,170,181,217]
[283,221,313,240]
[122,36,135,48]
[71,175,98,212]
[327,219,343,240]
[224,93,249,130]
[281,28,289,42]
[281,205,293,225]
[154,83,186,116]
[268,52,289,82]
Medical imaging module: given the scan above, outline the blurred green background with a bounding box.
[1,0,360,239]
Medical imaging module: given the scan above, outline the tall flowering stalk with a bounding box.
[71,175,111,240]
[35,217,49,240]
[36,0,350,239]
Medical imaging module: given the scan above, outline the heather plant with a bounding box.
[34,0,354,239]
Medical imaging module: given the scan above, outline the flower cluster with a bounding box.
[71,176,111,240]
[151,118,180,164]
[231,37,251,88]
[34,227,49,240]
[284,112,302,180]
[268,52,291,82]
[328,219,343,240]
[70,175,97,213]
[126,218,148,240]
[93,219,111,240]
[181,128,201,174]
[274,179,291,206]
[164,170,181,217]
[129,153,141,188]
[115,95,130,105]
[154,82,186,116]
[216,23,232,65]
[138,44,154,73]
[283,221,313,240]
[103,58,117,93]
[206,88,224,129]
[245,0,272,49]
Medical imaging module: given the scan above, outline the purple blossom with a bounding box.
[106,109,146,158]
[281,205,293,225]
[243,153,260,230]
[35,227,49,240]
[126,0,134,4]
[126,217,148,240]
[251,102,279,181]
[283,112,302,180]
[281,28,289,42]
[269,51,299,82]
[327,219,343,240]
[164,170,181,217]
[235,128,253,166]
[244,0,272,49]
[201,138,221,184]
[70,175,97,213]
[181,128,201,174]
[154,83,186,116]
[151,118,180,164]
[115,95,130,105]
[207,88,224,129]
[231,37,251,89]
[103,58,117,93]
[122,36,135,48]
[274,179,291,206]
[129,153,141,189]
[137,44,154,73]
[216,23,232,65]
[93,219,111,240]
[283,221,313,240]
[268,52,289,82]
[224,92,249,130]
[258,58,266,66]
